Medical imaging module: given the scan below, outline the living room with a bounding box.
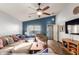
[0,3,79,55]
[0,3,56,55]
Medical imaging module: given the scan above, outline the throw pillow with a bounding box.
[7,36,14,44]
[0,39,4,48]
[0,37,8,46]
[12,35,19,42]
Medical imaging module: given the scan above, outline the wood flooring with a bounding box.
[48,40,71,55]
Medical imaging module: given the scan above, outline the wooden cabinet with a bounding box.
[62,38,79,55]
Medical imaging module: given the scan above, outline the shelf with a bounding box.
[62,47,76,55]
[69,43,77,46]
[69,45,77,49]
[69,48,77,52]
[62,38,79,55]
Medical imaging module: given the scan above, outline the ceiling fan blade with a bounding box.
[42,6,50,11]
[43,12,50,15]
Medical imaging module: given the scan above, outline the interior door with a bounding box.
[47,24,59,41]
[47,24,54,40]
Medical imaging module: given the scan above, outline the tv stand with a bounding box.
[62,38,79,55]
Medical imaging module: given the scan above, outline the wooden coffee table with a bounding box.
[30,42,43,54]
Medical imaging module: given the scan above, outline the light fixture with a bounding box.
[37,10,43,16]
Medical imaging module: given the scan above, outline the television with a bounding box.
[65,18,79,35]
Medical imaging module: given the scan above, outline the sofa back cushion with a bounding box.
[7,36,14,44]
[0,37,8,46]
[0,39,4,48]
[4,36,14,44]
[12,35,20,42]
[4,37,9,44]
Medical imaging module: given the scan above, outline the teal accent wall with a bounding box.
[22,16,55,35]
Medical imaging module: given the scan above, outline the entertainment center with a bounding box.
[62,38,79,55]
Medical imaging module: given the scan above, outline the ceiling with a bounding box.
[0,3,66,21]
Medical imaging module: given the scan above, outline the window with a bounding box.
[26,25,41,36]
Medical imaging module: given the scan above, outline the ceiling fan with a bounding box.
[29,3,52,17]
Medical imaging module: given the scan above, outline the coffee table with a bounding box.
[30,42,43,54]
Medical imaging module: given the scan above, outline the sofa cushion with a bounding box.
[11,42,32,53]
[16,35,25,40]
[0,39,4,48]
[4,37,10,45]
[0,40,25,55]
[0,37,8,46]
[12,35,20,42]
[7,36,14,44]
[3,36,14,45]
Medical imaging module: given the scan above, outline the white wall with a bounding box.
[0,11,22,35]
[56,3,79,42]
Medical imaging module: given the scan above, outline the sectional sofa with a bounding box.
[0,35,32,55]
[0,34,55,55]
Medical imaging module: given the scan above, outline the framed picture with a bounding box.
[59,25,64,32]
